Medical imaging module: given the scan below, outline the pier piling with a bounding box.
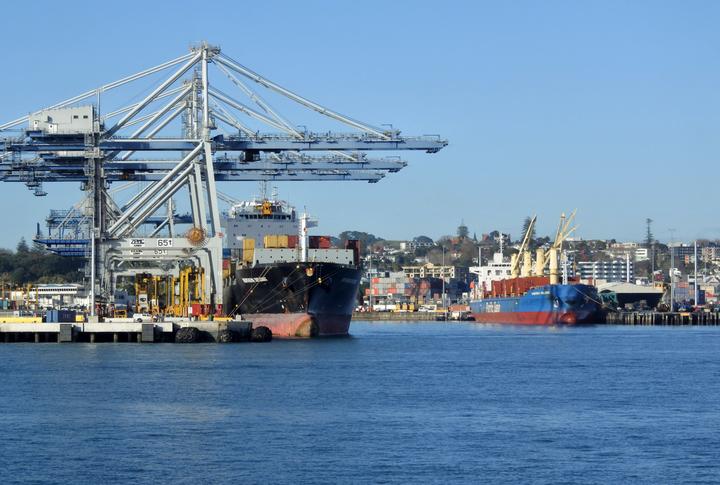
[605,311,720,326]
[0,320,256,344]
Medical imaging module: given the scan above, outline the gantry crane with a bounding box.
[0,43,447,316]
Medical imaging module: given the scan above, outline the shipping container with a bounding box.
[242,238,255,263]
[276,234,289,248]
[46,309,76,323]
[264,234,278,248]
[287,235,298,248]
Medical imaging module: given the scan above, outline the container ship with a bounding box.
[469,213,604,325]
[221,192,361,338]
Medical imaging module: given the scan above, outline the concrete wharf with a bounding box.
[606,312,720,326]
[0,320,255,343]
[352,312,439,321]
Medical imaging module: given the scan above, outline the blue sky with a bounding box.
[0,0,718,248]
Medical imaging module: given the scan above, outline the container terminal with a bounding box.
[0,42,446,341]
[1,43,716,337]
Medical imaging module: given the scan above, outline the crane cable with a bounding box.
[250,266,347,314]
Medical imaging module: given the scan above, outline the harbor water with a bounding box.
[1,322,719,484]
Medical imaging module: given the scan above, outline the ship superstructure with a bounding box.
[223,191,298,251]
[469,236,512,299]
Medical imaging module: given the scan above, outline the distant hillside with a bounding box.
[0,239,84,285]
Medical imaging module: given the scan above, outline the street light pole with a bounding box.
[669,228,676,311]
[368,252,374,311]
[694,239,699,306]
[441,246,445,309]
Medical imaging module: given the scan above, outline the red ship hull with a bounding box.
[471,311,585,326]
[249,312,351,338]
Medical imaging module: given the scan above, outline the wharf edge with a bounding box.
[606,312,720,326]
[0,320,257,343]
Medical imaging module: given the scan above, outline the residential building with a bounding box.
[402,263,468,283]
[400,238,434,251]
[577,259,634,283]
[605,242,649,262]
[670,244,696,264]
[702,246,720,263]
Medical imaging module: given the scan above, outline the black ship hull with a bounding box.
[223,262,361,338]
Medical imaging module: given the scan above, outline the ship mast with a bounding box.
[300,212,308,263]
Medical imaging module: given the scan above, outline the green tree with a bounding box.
[645,218,654,247]
[16,238,29,253]
[520,217,536,245]
[455,239,479,267]
[0,239,84,285]
[413,235,434,245]
[338,230,382,255]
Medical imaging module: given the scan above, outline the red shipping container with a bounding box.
[318,236,331,249]
[287,235,298,248]
[492,276,549,298]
